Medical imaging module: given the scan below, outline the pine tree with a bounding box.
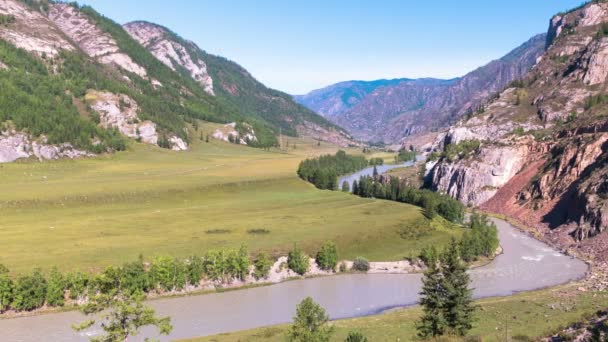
[372,165,378,177]
[441,238,475,336]
[342,181,350,192]
[287,297,334,342]
[352,180,359,195]
[417,259,446,338]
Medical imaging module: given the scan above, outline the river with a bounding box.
[338,155,425,192]
[0,161,589,341]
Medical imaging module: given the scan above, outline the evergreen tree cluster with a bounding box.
[297,151,370,190]
[0,245,262,313]
[395,149,416,163]
[352,175,465,223]
[459,213,500,262]
[418,239,475,338]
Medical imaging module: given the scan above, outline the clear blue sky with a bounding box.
[80,0,583,94]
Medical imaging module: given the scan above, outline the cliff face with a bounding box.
[296,34,546,143]
[428,1,608,260]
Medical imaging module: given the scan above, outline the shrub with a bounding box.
[345,331,369,342]
[12,269,47,311]
[46,267,65,307]
[0,265,13,312]
[66,271,90,300]
[315,241,339,271]
[352,257,370,272]
[254,251,273,280]
[186,255,204,286]
[288,244,309,275]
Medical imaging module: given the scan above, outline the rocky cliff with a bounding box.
[296,34,546,143]
[428,1,608,261]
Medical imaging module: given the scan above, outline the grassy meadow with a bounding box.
[0,131,461,273]
[187,282,607,342]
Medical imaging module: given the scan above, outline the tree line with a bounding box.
[352,174,465,223]
[0,241,345,314]
[297,150,370,190]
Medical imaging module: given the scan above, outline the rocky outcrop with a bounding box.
[48,3,147,77]
[0,0,75,56]
[0,131,91,163]
[87,91,158,145]
[212,122,257,145]
[123,21,214,95]
[582,37,608,85]
[431,144,529,206]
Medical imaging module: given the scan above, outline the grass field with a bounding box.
[0,133,461,273]
[187,283,608,342]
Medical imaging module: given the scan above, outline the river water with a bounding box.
[0,159,589,341]
[338,155,425,192]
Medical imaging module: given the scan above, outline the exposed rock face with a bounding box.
[431,144,529,206]
[168,136,188,151]
[0,131,91,163]
[430,2,608,261]
[87,91,159,145]
[48,3,147,77]
[296,34,546,143]
[0,0,75,56]
[212,122,257,145]
[123,21,214,95]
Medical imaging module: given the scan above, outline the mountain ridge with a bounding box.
[295,33,547,143]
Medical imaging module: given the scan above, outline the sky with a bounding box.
[79,0,584,94]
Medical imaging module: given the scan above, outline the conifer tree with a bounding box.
[417,258,446,338]
[441,238,475,336]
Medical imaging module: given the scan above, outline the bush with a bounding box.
[186,255,204,286]
[345,331,369,342]
[254,251,273,280]
[288,244,309,275]
[12,269,47,311]
[66,271,90,300]
[315,241,338,271]
[46,267,65,307]
[0,265,13,312]
[352,257,370,272]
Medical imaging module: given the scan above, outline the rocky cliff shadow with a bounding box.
[542,142,608,231]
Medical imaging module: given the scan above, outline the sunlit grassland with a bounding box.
[186,283,608,342]
[0,134,460,273]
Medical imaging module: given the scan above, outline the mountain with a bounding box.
[293,78,413,117]
[296,34,546,143]
[426,1,608,262]
[0,0,351,163]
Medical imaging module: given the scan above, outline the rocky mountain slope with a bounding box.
[0,0,351,163]
[297,34,546,143]
[293,78,413,117]
[427,0,608,261]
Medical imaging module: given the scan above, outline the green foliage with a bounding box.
[584,94,608,110]
[353,175,464,223]
[395,149,416,163]
[0,40,127,151]
[0,265,13,312]
[368,157,384,166]
[0,14,15,26]
[287,297,334,342]
[419,245,439,266]
[253,251,273,280]
[341,181,350,192]
[66,271,90,300]
[186,255,205,286]
[12,269,47,311]
[417,239,475,338]
[73,292,172,342]
[119,256,150,295]
[345,331,369,342]
[203,246,251,282]
[288,244,309,275]
[315,241,339,271]
[352,257,370,272]
[443,140,481,162]
[150,256,186,291]
[459,213,500,262]
[46,267,65,307]
[598,23,608,38]
[298,151,368,190]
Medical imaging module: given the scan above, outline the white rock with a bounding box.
[169,136,188,151]
[0,131,91,163]
[49,4,147,77]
